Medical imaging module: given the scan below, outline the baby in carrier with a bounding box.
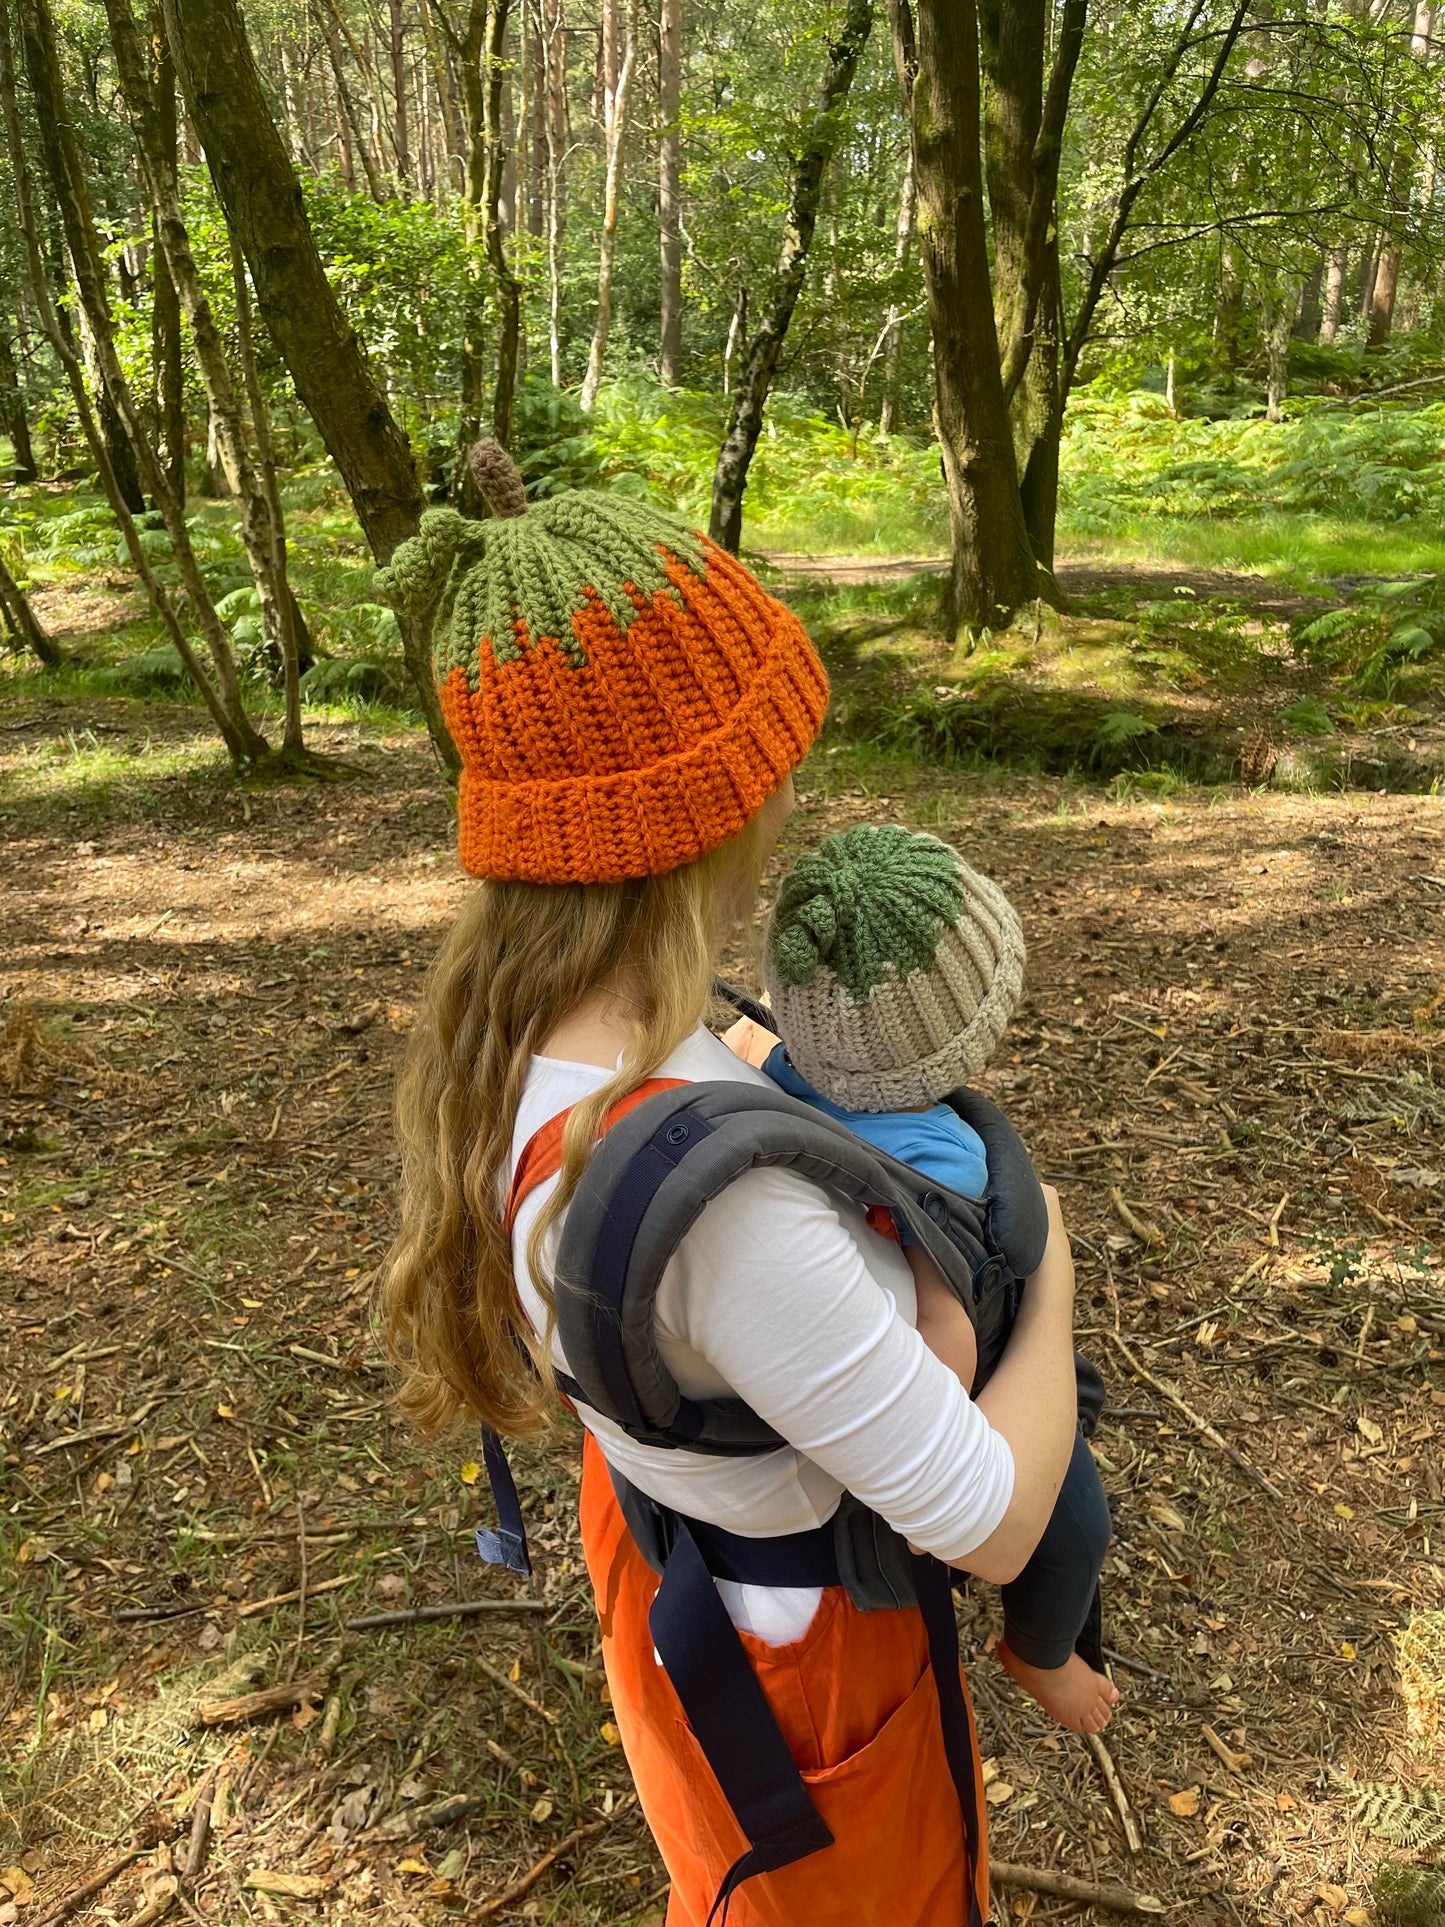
[748,823,1119,1735]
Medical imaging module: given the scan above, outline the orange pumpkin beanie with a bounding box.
[377,441,829,884]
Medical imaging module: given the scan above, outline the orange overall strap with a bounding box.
[505,1076,687,1234]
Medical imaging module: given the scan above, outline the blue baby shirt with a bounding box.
[762,1043,989,1201]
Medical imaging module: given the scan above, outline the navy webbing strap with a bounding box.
[648,1520,835,1924]
[912,1551,988,1927]
[474,1425,533,1578]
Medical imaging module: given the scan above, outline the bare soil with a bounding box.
[1,694,1443,1926]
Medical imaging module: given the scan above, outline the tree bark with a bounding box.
[708,0,873,551]
[1368,245,1401,349]
[1263,278,1297,420]
[0,545,59,663]
[150,0,185,504]
[891,0,1039,630]
[657,0,682,386]
[162,0,456,768]
[0,0,256,758]
[18,0,268,758]
[578,0,638,411]
[879,146,915,435]
[0,327,38,479]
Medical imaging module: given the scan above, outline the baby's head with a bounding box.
[762,824,1024,1111]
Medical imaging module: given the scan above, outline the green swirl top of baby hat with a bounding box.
[763,824,1025,1111]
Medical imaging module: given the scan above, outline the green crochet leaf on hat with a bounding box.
[768,825,966,1001]
[375,492,709,682]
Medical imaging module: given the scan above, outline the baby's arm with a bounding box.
[907,1244,978,1393]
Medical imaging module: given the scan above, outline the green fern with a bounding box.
[1374,1860,1445,1927]
[1354,1784,1445,1852]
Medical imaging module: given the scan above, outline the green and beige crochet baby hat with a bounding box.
[762,824,1025,1111]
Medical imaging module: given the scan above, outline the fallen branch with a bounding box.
[473,1818,608,1921]
[31,1849,145,1927]
[345,1598,547,1632]
[183,1766,219,1880]
[1085,1729,1144,1855]
[195,1674,331,1727]
[1105,1330,1285,1503]
[991,1861,1165,1915]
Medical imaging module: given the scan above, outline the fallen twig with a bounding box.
[182,1767,218,1880]
[195,1674,331,1727]
[1105,1330,1285,1503]
[31,1849,146,1927]
[31,1399,160,1457]
[235,1573,352,1618]
[474,1653,561,1726]
[1085,1730,1144,1855]
[473,1817,608,1920]
[991,1861,1165,1915]
[1110,1187,1166,1248]
[345,1598,547,1632]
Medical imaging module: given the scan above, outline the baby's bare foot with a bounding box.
[998,1642,1120,1734]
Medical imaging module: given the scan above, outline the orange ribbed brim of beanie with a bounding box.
[377,459,827,884]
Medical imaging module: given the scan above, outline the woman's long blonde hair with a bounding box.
[383,817,775,1438]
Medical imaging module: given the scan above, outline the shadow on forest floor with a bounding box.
[1,676,1443,1923]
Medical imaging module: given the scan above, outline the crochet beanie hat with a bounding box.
[377,441,828,884]
[762,824,1025,1111]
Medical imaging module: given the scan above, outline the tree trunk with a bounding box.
[722,282,746,396]
[1368,245,1401,349]
[104,0,314,760]
[1263,280,1297,421]
[979,0,1082,572]
[578,0,639,412]
[162,0,457,769]
[458,0,522,466]
[541,0,567,385]
[388,0,410,190]
[150,1,185,504]
[0,327,38,479]
[18,0,268,758]
[229,231,305,754]
[708,0,873,550]
[1292,253,1325,340]
[657,0,682,386]
[1319,245,1347,344]
[527,14,545,235]
[890,0,1039,629]
[0,0,257,759]
[0,545,59,663]
[418,0,464,189]
[879,147,915,435]
[317,0,384,202]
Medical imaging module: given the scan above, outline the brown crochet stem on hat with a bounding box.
[469,437,528,519]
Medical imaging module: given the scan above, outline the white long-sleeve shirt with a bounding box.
[509,1024,1015,1641]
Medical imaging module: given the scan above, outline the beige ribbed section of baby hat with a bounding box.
[765,865,1025,1111]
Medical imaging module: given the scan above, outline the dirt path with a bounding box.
[2,710,1443,1924]
[762,550,1353,618]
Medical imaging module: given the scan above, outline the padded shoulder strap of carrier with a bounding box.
[552,1080,1005,1455]
[946,1087,1049,1279]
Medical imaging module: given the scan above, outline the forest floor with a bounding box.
[2,566,1444,1927]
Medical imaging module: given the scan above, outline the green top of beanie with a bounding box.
[768,825,966,1002]
[375,491,709,680]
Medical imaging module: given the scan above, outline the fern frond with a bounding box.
[1374,1859,1445,1927]
[1354,1783,1445,1852]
